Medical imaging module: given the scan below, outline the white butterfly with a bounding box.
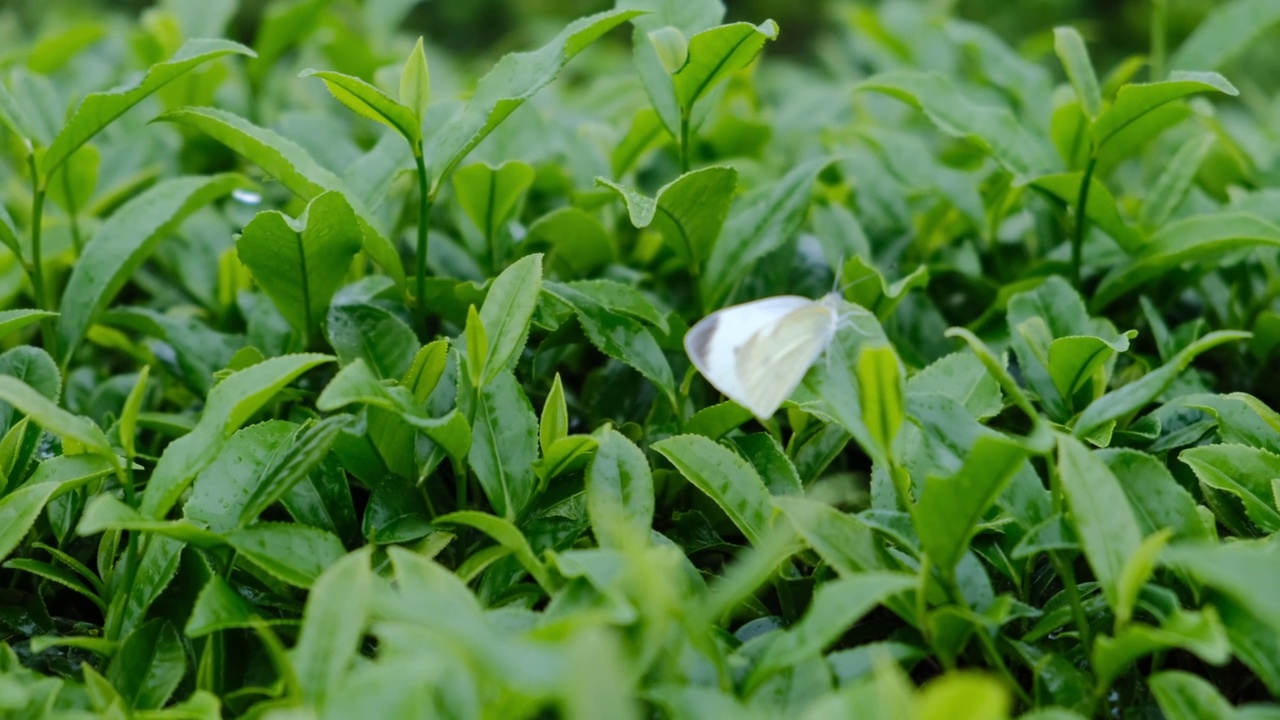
[684,292,842,419]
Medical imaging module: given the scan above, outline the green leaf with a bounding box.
[1048,335,1125,403]
[464,304,488,388]
[1029,172,1143,253]
[1098,449,1210,540]
[856,344,905,462]
[916,673,1010,720]
[77,494,223,547]
[479,254,542,385]
[1091,72,1238,151]
[653,434,772,545]
[238,416,348,526]
[301,68,421,146]
[424,8,644,190]
[586,428,654,550]
[540,373,568,455]
[467,370,538,520]
[1164,541,1280,635]
[236,191,363,338]
[1148,671,1241,720]
[907,351,1003,420]
[106,620,185,710]
[1073,331,1250,439]
[115,535,185,640]
[774,496,886,576]
[185,421,293,533]
[226,522,346,588]
[0,310,56,343]
[544,283,678,409]
[855,71,1057,180]
[155,107,405,287]
[291,548,373,707]
[1140,134,1216,231]
[597,166,737,270]
[0,376,112,460]
[185,575,261,637]
[46,144,99,216]
[746,572,916,688]
[840,256,930,322]
[1094,213,1280,307]
[140,353,333,518]
[1180,445,1280,532]
[326,299,419,381]
[1170,0,1280,72]
[453,161,536,244]
[671,20,778,113]
[57,174,243,361]
[0,483,73,564]
[42,39,253,180]
[526,208,615,277]
[434,511,554,592]
[1057,434,1143,611]
[1094,609,1230,691]
[3,558,105,612]
[702,157,833,307]
[620,0,724,134]
[916,436,1027,575]
[648,26,689,75]
[118,366,149,462]
[1115,528,1173,629]
[250,0,330,87]
[400,36,431,123]
[1053,27,1101,119]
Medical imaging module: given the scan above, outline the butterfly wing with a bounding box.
[734,302,838,418]
[685,296,817,411]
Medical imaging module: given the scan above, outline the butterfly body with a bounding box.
[684,292,841,419]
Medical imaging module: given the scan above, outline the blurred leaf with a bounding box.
[598,166,737,270]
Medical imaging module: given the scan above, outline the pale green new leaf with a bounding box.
[400,37,430,122]
[672,21,778,113]
[1091,72,1238,151]
[479,253,541,384]
[1140,134,1216,231]
[236,191,363,337]
[434,510,554,591]
[0,376,112,460]
[43,39,254,179]
[1053,27,1101,119]
[856,344,905,462]
[1029,172,1143,252]
[598,165,737,269]
[301,69,421,146]
[58,174,243,361]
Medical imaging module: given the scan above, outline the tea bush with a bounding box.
[1,0,1279,718]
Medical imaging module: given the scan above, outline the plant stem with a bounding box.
[1071,155,1098,290]
[679,111,691,174]
[414,147,432,333]
[1051,551,1094,655]
[1151,0,1168,81]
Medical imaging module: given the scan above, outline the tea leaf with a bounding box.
[1180,445,1280,532]
[1140,134,1216,231]
[586,428,654,549]
[672,21,778,112]
[453,161,536,246]
[1091,72,1238,151]
[424,9,645,189]
[435,510,554,592]
[1053,27,1101,119]
[106,619,185,710]
[598,165,737,269]
[236,190,363,338]
[291,548,373,706]
[226,522,347,588]
[654,434,772,545]
[479,253,542,385]
[468,370,538,520]
[42,39,254,179]
[400,37,431,122]
[58,174,243,360]
[301,68,422,146]
[156,107,405,286]
[140,353,333,518]
[1057,434,1143,611]
[1170,0,1280,72]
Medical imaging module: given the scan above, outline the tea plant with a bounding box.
[0,0,1279,718]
